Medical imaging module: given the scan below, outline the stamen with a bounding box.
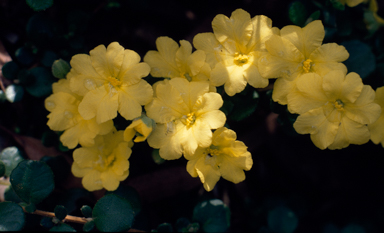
[334,99,344,111]
[234,52,249,66]
[302,59,313,73]
[106,76,123,88]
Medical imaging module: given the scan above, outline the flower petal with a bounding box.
[82,170,103,191]
[194,156,221,192]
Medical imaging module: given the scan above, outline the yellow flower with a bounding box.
[124,113,155,143]
[258,20,349,105]
[145,78,226,159]
[368,86,384,146]
[186,127,253,192]
[193,9,278,96]
[144,37,215,91]
[288,70,381,149]
[45,79,114,149]
[341,0,366,7]
[71,130,133,191]
[67,42,153,124]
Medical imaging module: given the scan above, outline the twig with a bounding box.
[22,207,90,224]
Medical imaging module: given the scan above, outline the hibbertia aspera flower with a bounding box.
[145,78,226,159]
[258,20,349,105]
[288,70,381,150]
[193,8,278,96]
[45,79,114,149]
[368,86,384,146]
[71,130,133,191]
[67,42,153,124]
[186,127,253,192]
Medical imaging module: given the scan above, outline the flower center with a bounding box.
[334,99,344,111]
[182,112,196,127]
[206,148,220,157]
[182,72,192,81]
[205,146,220,167]
[94,153,116,172]
[234,52,249,66]
[106,76,123,88]
[302,59,313,73]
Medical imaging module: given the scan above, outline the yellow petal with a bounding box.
[223,65,248,96]
[212,127,236,147]
[100,170,121,191]
[219,156,246,184]
[78,86,119,123]
[73,147,99,168]
[175,40,193,72]
[116,49,141,80]
[193,32,225,67]
[71,163,91,178]
[329,116,370,149]
[368,115,384,146]
[293,108,339,149]
[244,64,269,88]
[281,20,324,58]
[321,70,348,101]
[310,43,349,63]
[288,73,328,114]
[198,110,226,130]
[82,170,103,191]
[170,78,209,110]
[248,15,275,51]
[119,62,150,86]
[344,85,381,124]
[195,156,221,192]
[89,43,124,78]
[212,9,253,53]
[272,77,295,105]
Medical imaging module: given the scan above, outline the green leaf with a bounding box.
[227,89,259,122]
[24,203,37,213]
[0,146,24,177]
[341,224,366,233]
[49,223,76,232]
[267,206,298,233]
[93,194,135,232]
[157,223,173,232]
[151,149,165,165]
[106,185,142,213]
[40,216,55,229]
[192,199,231,233]
[83,220,95,232]
[289,1,308,27]
[81,205,93,218]
[0,160,5,177]
[305,10,321,25]
[10,160,55,204]
[0,202,26,231]
[4,185,23,203]
[54,205,67,221]
[51,59,70,79]
[5,84,24,103]
[15,46,36,66]
[330,0,345,10]
[341,40,376,79]
[25,67,56,97]
[2,61,19,80]
[26,0,54,12]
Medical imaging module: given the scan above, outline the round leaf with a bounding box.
[106,185,142,213]
[10,160,55,204]
[267,206,298,233]
[54,205,67,221]
[0,202,25,231]
[289,2,307,27]
[25,67,56,97]
[92,194,135,232]
[2,61,19,80]
[51,59,70,79]
[15,47,35,66]
[83,220,95,232]
[26,0,54,12]
[0,146,24,177]
[81,205,93,218]
[5,84,24,103]
[40,216,55,229]
[341,40,376,79]
[0,160,5,177]
[192,199,231,233]
[24,203,37,213]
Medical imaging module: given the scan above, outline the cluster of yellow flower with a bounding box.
[45,7,384,192]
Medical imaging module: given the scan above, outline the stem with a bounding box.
[23,207,89,224]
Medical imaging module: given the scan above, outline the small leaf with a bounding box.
[83,220,95,232]
[151,149,165,165]
[81,205,93,218]
[192,199,231,233]
[267,206,298,233]
[106,185,142,213]
[305,10,321,25]
[10,160,55,204]
[289,1,308,27]
[330,0,345,10]
[54,205,67,221]
[40,216,55,229]
[49,223,76,232]
[0,202,26,231]
[5,84,24,103]
[24,203,37,213]
[0,146,24,177]
[25,67,56,97]
[15,47,36,66]
[92,194,135,232]
[341,40,376,79]
[157,223,173,232]
[2,61,19,80]
[0,160,5,177]
[26,0,54,12]
[51,59,70,79]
